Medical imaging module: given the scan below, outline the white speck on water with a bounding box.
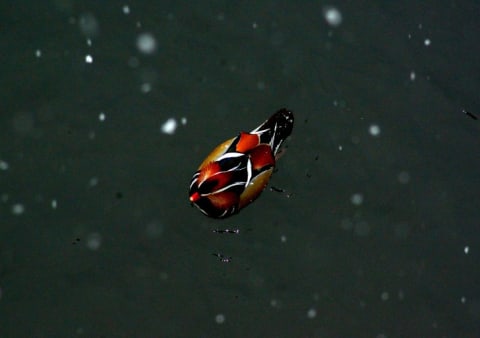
[11,203,25,215]
[418,23,423,30]
[35,49,42,58]
[368,124,381,137]
[307,307,317,319]
[381,291,389,301]
[98,112,106,121]
[351,193,363,206]
[270,298,279,307]
[88,177,99,187]
[51,199,57,209]
[461,296,467,304]
[410,71,416,81]
[424,38,431,46]
[122,5,131,15]
[464,246,470,254]
[86,232,102,251]
[280,235,287,243]
[338,145,343,151]
[85,54,93,63]
[180,117,187,125]
[252,21,258,29]
[323,7,342,27]
[86,38,92,46]
[161,118,177,135]
[137,32,157,55]
[214,313,226,324]
[0,160,9,170]
[397,171,410,184]
[140,83,152,93]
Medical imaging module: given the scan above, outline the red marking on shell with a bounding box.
[197,161,221,184]
[249,144,275,170]
[190,191,200,202]
[235,132,260,153]
[208,191,239,210]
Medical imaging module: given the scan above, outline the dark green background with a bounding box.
[1,1,479,337]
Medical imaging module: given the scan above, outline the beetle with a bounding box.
[189,108,294,218]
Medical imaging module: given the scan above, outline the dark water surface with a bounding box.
[1,1,479,337]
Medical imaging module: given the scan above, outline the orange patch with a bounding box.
[235,132,260,153]
[208,191,239,210]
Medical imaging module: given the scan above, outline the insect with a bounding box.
[189,108,294,218]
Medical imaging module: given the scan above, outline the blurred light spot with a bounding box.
[252,22,258,29]
[368,124,381,137]
[86,38,92,46]
[11,203,25,215]
[78,13,99,38]
[424,38,431,46]
[270,299,279,308]
[85,54,93,63]
[137,33,157,55]
[180,117,187,125]
[397,171,410,184]
[464,246,470,254]
[354,221,370,237]
[140,83,152,93]
[410,71,416,81]
[98,112,106,121]
[0,160,9,171]
[161,118,177,135]
[323,7,342,27]
[35,49,42,58]
[461,296,467,304]
[122,5,130,14]
[88,177,99,187]
[338,145,343,151]
[86,232,102,250]
[350,193,363,206]
[51,199,58,209]
[381,291,389,301]
[280,235,287,243]
[13,112,34,134]
[214,313,225,324]
[307,307,317,319]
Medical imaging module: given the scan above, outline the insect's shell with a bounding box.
[189,109,294,218]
